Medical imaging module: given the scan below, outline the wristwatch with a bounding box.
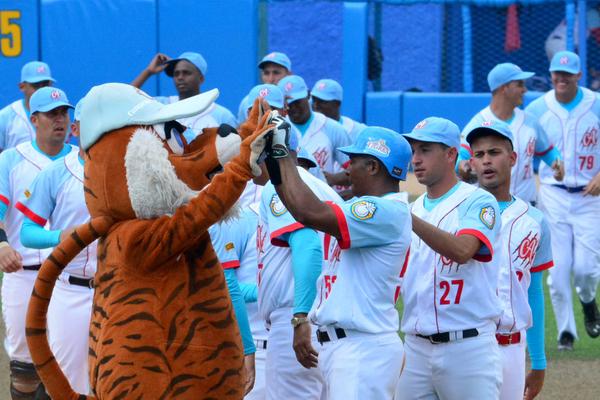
[290,316,309,328]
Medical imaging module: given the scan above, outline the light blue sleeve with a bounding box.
[457,190,500,259]
[288,228,322,314]
[539,147,562,167]
[239,283,258,303]
[215,104,238,127]
[17,161,64,226]
[20,217,61,249]
[329,121,351,166]
[531,212,554,272]
[0,105,15,151]
[526,271,546,370]
[524,96,547,120]
[264,189,303,247]
[0,150,20,215]
[153,96,171,105]
[209,223,240,270]
[532,116,552,156]
[334,196,408,249]
[224,269,255,355]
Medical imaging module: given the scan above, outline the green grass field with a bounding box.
[396,270,600,361]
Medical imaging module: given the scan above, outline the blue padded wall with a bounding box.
[40,0,158,104]
[365,91,402,133]
[0,0,39,106]
[342,2,368,121]
[158,0,258,113]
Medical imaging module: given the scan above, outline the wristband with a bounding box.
[0,228,7,243]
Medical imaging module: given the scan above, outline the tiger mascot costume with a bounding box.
[25,83,274,399]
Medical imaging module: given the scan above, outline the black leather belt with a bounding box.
[68,275,94,288]
[416,328,479,344]
[254,339,268,350]
[22,264,41,271]
[317,328,346,344]
[553,184,586,193]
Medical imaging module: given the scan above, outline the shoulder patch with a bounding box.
[270,194,287,217]
[24,189,31,199]
[479,206,496,229]
[351,200,376,220]
[225,242,235,251]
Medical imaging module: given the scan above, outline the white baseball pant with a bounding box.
[539,184,600,339]
[47,276,93,394]
[318,329,403,400]
[2,270,37,363]
[498,332,526,400]
[265,307,326,400]
[395,333,502,400]
[245,342,266,400]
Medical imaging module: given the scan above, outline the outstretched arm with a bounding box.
[131,53,171,88]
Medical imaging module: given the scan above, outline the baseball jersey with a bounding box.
[309,192,411,334]
[0,100,36,151]
[526,87,600,187]
[257,167,342,322]
[0,141,76,266]
[496,198,553,333]
[340,115,367,143]
[210,205,266,340]
[401,182,503,336]
[294,112,351,176]
[16,151,97,277]
[156,95,237,135]
[462,107,553,203]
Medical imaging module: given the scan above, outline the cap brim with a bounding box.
[465,127,513,146]
[514,71,535,80]
[24,76,56,83]
[338,144,366,157]
[549,66,580,74]
[298,157,317,168]
[403,132,460,149]
[164,59,181,77]
[311,92,340,102]
[134,89,219,125]
[286,90,308,103]
[258,60,288,70]
[34,102,74,113]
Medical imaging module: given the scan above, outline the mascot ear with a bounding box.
[239,98,271,140]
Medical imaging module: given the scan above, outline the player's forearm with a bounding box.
[20,216,61,249]
[289,228,322,314]
[224,269,256,355]
[130,69,152,89]
[539,147,561,167]
[527,271,547,370]
[411,214,480,264]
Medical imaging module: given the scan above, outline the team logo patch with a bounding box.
[317,82,326,90]
[481,120,492,127]
[259,88,269,98]
[225,242,235,251]
[267,52,276,59]
[24,189,31,199]
[560,56,569,65]
[479,206,496,229]
[285,82,293,92]
[392,166,403,176]
[351,200,376,220]
[36,66,46,73]
[270,194,287,216]
[580,126,598,148]
[414,120,427,129]
[366,139,390,156]
[514,232,539,267]
[50,90,61,100]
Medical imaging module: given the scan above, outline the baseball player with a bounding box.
[16,99,95,394]
[263,124,412,399]
[466,120,552,400]
[0,61,55,151]
[459,63,564,203]
[397,117,503,399]
[526,50,600,350]
[238,52,293,123]
[132,52,237,133]
[277,75,351,184]
[0,87,76,399]
[254,121,338,399]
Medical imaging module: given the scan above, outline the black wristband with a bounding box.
[265,156,282,186]
[0,228,7,243]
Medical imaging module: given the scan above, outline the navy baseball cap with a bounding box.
[311,79,343,102]
[247,84,284,109]
[549,50,580,74]
[487,63,534,91]
[258,52,291,71]
[278,75,308,103]
[403,117,461,150]
[338,126,412,180]
[21,61,55,84]
[165,52,208,77]
[465,120,514,147]
[29,87,73,114]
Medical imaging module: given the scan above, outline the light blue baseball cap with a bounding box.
[165,52,208,77]
[549,50,581,74]
[288,124,299,151]
[258,51,292,71]
[487,63,534,91]
[402,117,461,150]
[278,75,309,103]
[338,126,412,180]
[247,84,284,109]
[29,87,73,114]
[297,147,317,168]
[73,98,85,121]
[311,79,343,102]
[21,61,55,83]
[465,119,514,147]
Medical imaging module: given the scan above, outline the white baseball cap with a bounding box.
[79,83,218,150]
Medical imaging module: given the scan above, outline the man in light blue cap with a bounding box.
[262,123,412,399]
[311,78,367,142]
[397,116,503,400]
[0,85,76,399]
[460,62,563,204]
[526,50,600,351]
[132,51,236,133]
[0,61,55,151]
[278,75,351,187]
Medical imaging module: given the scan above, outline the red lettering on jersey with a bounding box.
[513,231,538,268]
[440,255,455,269]
[324,274,338,299]
[516,271,524,282]
[581,126,598,148]
[256,224,268,286]
[525,137,535,157]
[312,148,329,169]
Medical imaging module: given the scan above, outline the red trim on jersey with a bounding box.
[341,160,350,169]
[221,260,241,270]
[534,144,553,157]
[323,234,332,261]
[399,247,410,278]
[0,194,9,206]
[461,143,473,156]
[270,222,305,248]
[531,260,554,273]
[456,228,493,262]
[327,202,351,249]
[15,202,47,226]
